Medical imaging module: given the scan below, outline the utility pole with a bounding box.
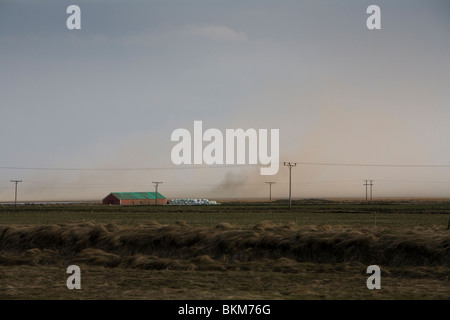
[10,180,22,211]
[370,180,374,203]
[363,180,374,203]
[283,162,297,210]
[265,182,275,206]
[364,180,368,203]
[152,181,162,205]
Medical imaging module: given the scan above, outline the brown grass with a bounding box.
[0,222,448,270]
[1,222,449,299]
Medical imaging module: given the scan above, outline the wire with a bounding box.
[0,165,256,171]
[9,180,450,191]
[292,162,450,168]
[1,161,450,171]
[377,179,450,184]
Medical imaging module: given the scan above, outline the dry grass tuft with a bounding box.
[215,222,234,229]
[253,221,277,231]
[0,223,449,270]
[173,220,188,227]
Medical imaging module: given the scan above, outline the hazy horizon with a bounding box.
[1,0,450,202]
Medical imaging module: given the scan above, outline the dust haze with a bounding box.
[1,1,449,202]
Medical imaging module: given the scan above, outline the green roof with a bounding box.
[111,192,166,200]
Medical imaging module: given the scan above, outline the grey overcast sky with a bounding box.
[1,0,450,201]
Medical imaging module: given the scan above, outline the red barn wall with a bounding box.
[103,194,120,205]
[120,199,167,206]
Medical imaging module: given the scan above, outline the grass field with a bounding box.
[0,200,449,300]
[1,199,449,227]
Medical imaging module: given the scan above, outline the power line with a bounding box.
[265,181,275,205]
[1,161,450,171]
[363,180,374,203]
[283,162,297,210]
[293,162,450,168]
[377,179,450,184]
[152,182,162,205]
[0,165,257,171]
[4,179,450,191]
[10,180,22,210]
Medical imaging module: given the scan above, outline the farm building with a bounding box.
[102,192,167,205]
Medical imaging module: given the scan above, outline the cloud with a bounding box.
[185,25,248,43]
[115,24,248,48]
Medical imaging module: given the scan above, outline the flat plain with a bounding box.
[0,199,449,300]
